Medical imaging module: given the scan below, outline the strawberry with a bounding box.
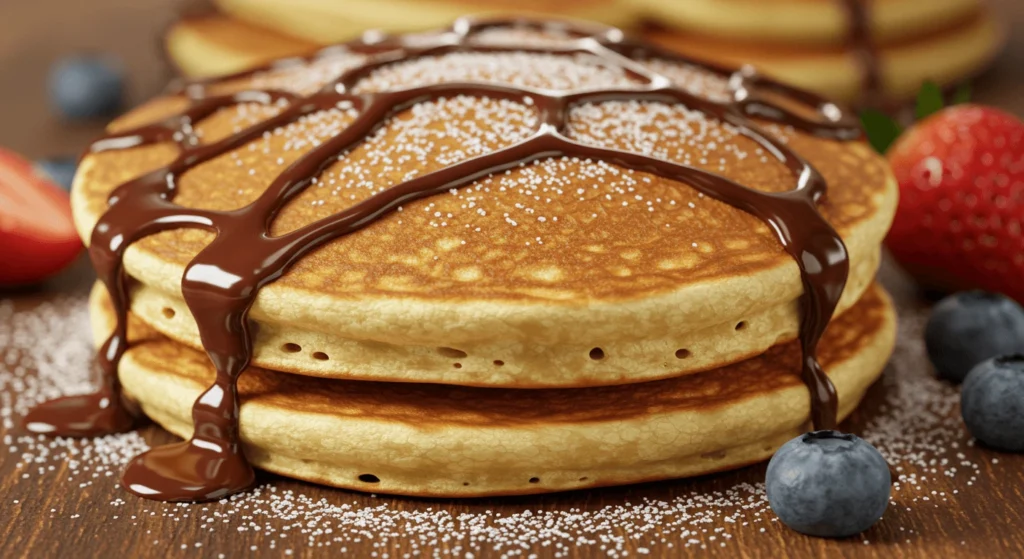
[0,147,83,285]
[884,105,1024,301]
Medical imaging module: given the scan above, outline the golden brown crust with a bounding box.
[75,43,893,303]
[101,283,895,496]
[110,284,888,426]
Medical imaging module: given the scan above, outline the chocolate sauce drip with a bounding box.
[25,17,860,501]
[838,0,883,105]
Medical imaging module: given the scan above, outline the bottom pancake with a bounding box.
[93,284,895,497]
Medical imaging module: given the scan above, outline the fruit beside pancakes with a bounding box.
[884,105,1024,302]
[164,0,1004,105]
[0,149,82,286]
[56,19,899,497]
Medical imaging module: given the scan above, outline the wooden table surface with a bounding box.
[1,1,1023,558]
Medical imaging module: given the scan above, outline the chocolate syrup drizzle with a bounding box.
[24,17,861,502]
[838,0,883,105]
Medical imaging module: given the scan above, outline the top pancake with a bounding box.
[73,21,896,387]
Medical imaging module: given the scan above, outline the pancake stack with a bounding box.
[641,0,1003,106]
[165,0,1003,105]
[33,19,898,499]
[165,0,637,78]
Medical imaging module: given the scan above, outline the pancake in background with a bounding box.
[636,0,981,45]
[166,14,318,78]
[75,23,896,387]
[96,282,896,497]
[165,2,1003,104]
[214,0,638,44]
[646,10,1003,104]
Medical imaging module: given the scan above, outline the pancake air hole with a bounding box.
[462,482,470,486]
[589,348,605,360]
[282,343,302,353]
[675,349,691,359]
[161,308,176,319]
[358,474,380,483]
[529,477,540,484]
[312,351,329,361]
[578,476,589,482]
[735,321,747,331]
[453,363,462,369]
[437,347,468,358]
[493,360,505,367]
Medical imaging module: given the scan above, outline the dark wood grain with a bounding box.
[1,1,1023,558]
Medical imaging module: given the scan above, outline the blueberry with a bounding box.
[766,431,890,538]
[961,355,1024,452]
[48,56,124,119]
[925,291,1024,383]
[34,157,78,190]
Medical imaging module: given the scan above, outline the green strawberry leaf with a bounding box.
[860,109,902,154]
[915,81,945,121]
[952,82,972,105]
[860,81,972,155]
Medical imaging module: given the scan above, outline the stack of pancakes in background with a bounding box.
[76,19,900,496]
[642,0,1002,105]
[165,0,635,79]
[166,0,1004,105]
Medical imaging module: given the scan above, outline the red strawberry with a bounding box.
[885,105,1024,301]
[0,148,83,285]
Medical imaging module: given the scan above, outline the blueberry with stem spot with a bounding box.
[766,430,891,538]
[925,291,1024,383]
[961,355,1024,452]
[48,55,125,120]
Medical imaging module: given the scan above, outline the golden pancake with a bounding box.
[74,21,896,388]
[165,0,1002,106]
[97,282,896,497]
[165,9,1003,105]
[647,10,1004,104]
[215,0,638,45]
[637,0,980,45]
[166,15,318,78]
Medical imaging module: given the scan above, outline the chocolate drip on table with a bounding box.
[24,17,861,502]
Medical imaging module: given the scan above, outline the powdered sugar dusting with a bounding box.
[1,284,1001,556]
[861,307,983,509]
[245,54,368,97]
[470,27,584,49]
[1,294,151,492]
[162,42,809,284]
[641,59,732,104]
[354,52,638,93]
